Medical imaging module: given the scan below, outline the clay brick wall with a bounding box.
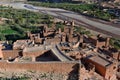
[112,52,119,60]
[85,58,116,80]
[2,50,20,60]
[46,38,61,44]
[23,50,47,58]
[105,63,117,79]
[89,37,107,47]
[0,61,80,75]
[69,36,78,43]
[118,53,120,60]
[96,41,106,47]
[0,45,3,58]
[105,38,110,47]
[89,38,97,46]
[85,59,106,77]
[102,49,120,60]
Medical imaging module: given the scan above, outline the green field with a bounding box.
[0,6,53,41]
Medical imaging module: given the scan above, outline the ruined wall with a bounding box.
[69,36,78,43]
[0,45,3,58]
[105,63,117,79]
[23,50,47,58]
[2,50,20,60]
[96,41,106,48]
[118,53,120,60]
[0,61,80,75]
[89,37,107,48]
[111,52,120,60]
[46,38,61,45]
[85,58,116,80]
[89,38,97,46]
[85,59,106,77]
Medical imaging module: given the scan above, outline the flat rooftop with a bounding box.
[87,55,112,67]
[23,45,46,52]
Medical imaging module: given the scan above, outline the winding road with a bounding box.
[1,2,120,38]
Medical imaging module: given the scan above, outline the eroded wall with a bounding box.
[0,61,80,75]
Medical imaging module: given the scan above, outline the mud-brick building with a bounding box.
[100,47,120,61]
[84,55,117,80]
[0,45,20,60]
[87,35,110,48]
[0,50,21,60]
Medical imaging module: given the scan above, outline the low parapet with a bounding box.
[51,45,73,61]
[22,44,73,62]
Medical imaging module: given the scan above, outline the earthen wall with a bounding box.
[0,61,80,75]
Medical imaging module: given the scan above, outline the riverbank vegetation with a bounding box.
[0,6,53,41]
[110,38,120,49]
[26,2,116,20]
